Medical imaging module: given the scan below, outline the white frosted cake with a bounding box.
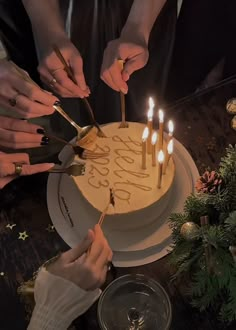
[71,122,175,230]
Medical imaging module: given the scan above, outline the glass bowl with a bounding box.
[97,274,172,330]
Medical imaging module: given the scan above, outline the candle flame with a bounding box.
[147,107,154,120]
[167,139,174,154]
[157,150,164,163]
[142,127,149,141]
[151,132,158,145]
[149,97,155,109]
[168,120,174,134]
[158,109,164,123]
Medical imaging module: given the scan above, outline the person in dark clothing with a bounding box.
[165,0,236,102]
[20,0,177,128]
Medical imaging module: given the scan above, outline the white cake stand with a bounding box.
[47,137,199,267]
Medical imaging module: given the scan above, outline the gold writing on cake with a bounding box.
[73,122,175,215]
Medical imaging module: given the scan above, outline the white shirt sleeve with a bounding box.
[27,267,101,330]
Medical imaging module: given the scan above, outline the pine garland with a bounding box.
[169,145,236,323]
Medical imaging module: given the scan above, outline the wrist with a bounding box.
[33,30,69,59]
[120,23,149,46]
[22,0,67,55]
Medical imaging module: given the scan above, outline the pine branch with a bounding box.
[169,145,236,323]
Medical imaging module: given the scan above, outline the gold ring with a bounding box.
[14,163,23,176]
[49,78,57,87]
[9,93,20,107]
[51,67,64,75]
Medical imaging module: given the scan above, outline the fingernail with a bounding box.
[53,100,61,106]
[41,136,50,145]
[37,128,45,135]
[121,88,128,94]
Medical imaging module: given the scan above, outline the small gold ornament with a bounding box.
[231,116,236,131]
[180,222,200,241]
[226,98,236,114]
[18,231,29,241]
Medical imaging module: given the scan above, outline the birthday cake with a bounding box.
[71,122,175,230]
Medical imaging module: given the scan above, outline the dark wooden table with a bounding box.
[0,86,236,330]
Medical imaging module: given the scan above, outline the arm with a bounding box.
[22,0,66,55]
[122,0,167,44]
[27,226,113,330]
[101,0,167,92]
[22,0,89,98]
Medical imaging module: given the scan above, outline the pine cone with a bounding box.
[195,170,222,193]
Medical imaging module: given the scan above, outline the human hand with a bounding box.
[0,116,50,149]
[0,59,58,118]
[0,152,54,189]
[48,225,113,291]
[101,35,149,93]
[38,39,90,98]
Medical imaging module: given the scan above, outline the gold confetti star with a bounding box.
[18,231,29,241]
[6,223,16,230]
[0,272,4,276]
[46,224,55,233]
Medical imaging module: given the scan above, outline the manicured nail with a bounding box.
[53,100,61,106]
[121,88,128,94]
[41,141,49,146]
[41,136,50,145]
[37,128,45,135]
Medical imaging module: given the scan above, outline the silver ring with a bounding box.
[107,261,113,272]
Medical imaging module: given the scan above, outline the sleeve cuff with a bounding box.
[27,268,101,330]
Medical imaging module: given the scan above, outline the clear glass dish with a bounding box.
[97,274,172,330]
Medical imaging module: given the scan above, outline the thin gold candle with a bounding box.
[142,127,149,169]
[158,109,164,152]
[163,139,174,174]
[151,132,158,166]
[147,97,154,154]
[157,150,164,189]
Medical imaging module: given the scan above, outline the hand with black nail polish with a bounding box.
[0,115,50,149]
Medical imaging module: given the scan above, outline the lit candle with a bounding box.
[167,120,174,143]
[151,132,158,166]
[164,120,174,160]
[158,109,164,152]
[147,97,154,154]
[157,150,164,189]
[142,127,149,169]
[163,139,174,174]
